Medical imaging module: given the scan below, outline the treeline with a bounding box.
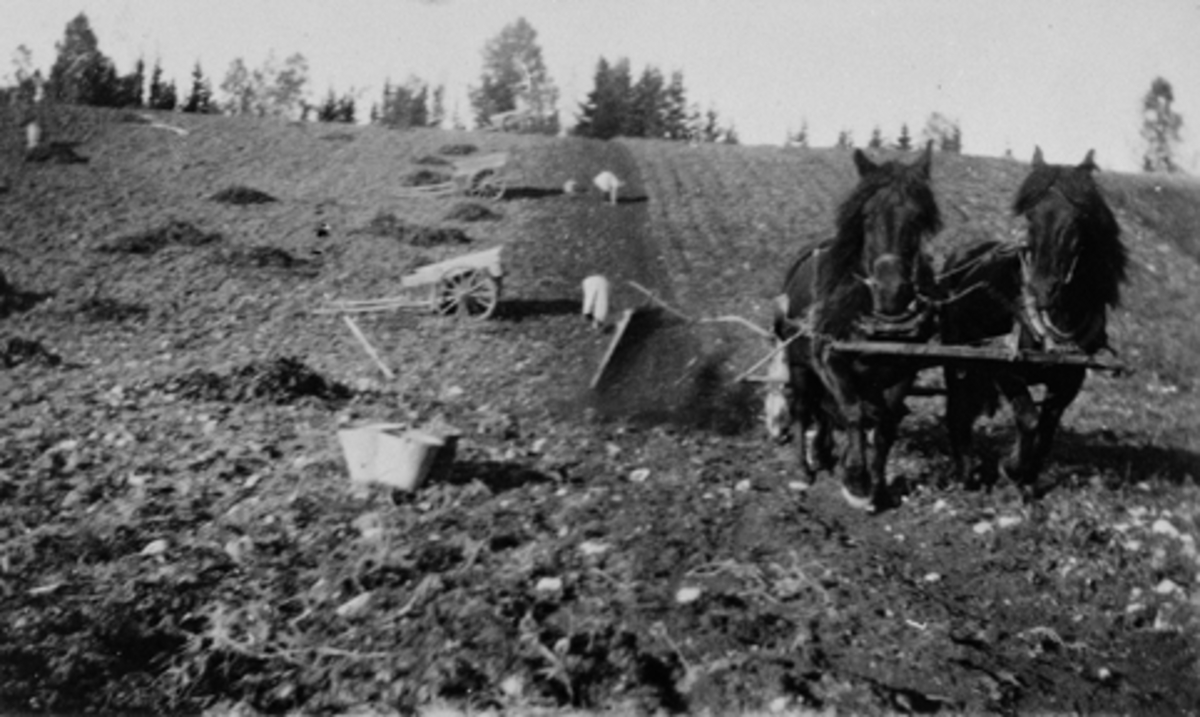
[573,58,737,143]
[790,114,963,154]
[2,12,735,141]
[4,12,1187,168]
[0,13,435,128]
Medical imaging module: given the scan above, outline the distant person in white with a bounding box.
[593,170,623,205]
[581,275,611,329]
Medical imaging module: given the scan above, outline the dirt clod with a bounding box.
[78,297,149,323]
[158,356,352,405]
[220,245,317,273]
[1,337,63,368]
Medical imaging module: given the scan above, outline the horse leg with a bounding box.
[811,406,836,473]
[866,376,915,509]
[793,403,818,484]
[838,404,871,509]
[944,366,987,490]
[815,352,870,509]
[995,372,1039,488]
[805,372,838,479]
[869,401,902,511]
[1022,367,1085,499]
[789,362,822,483]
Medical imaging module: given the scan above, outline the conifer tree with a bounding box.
[148,60,177,110]
[661,71,691,140]
[868,126,884,149]
[627,66,666,138]
[182,61,214,113]
[574,57,631,139]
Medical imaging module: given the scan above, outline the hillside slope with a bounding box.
[3,107,1200,715]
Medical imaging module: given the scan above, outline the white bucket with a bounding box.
[337,424,452,491]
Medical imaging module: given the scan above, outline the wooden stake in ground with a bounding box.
[341,315,395,380]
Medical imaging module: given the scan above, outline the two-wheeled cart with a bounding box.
[396,152,511,201]
[318,245,504,321]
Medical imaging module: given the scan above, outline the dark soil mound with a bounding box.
[99,220,224,255]
[221,245,317,273]
[211,186,278,205]
[444,202,502,222]
[357,212,471,247]
[0,270,53,318]
[401,169,452,187]
[78,297,149,323]
[438,143,478,156]
[414,154,451,166]
[1,337,63,369]
[24,142,88,164]
[159,357,352,405]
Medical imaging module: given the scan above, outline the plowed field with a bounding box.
[2,106,1200,715]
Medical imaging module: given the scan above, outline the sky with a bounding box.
[4,0,1199,173]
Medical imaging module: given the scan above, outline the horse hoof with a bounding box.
[840,484,874,512]
[998,459,1019,486]
[1021,477,1056,503]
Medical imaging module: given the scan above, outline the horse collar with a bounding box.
[1019,283,1106,353]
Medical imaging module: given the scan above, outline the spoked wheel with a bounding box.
[468,170,505,201]
[435,267,500,320]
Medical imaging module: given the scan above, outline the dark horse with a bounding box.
[939,148,1128,498]
[774,143,941,511]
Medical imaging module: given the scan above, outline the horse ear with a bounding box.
[1032,146,1045,167]
[1079,149,1098,172]
[853,149,877,177]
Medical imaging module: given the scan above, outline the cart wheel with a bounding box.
[468,169,505,201]
[436,267,500,320]
[478,178,505,201]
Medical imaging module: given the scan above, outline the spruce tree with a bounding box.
[148,61,177,110]
[183,62,213,113]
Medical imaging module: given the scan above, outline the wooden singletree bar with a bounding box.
[829,340,1128,374]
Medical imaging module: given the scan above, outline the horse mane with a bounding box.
[817,156,942,300]
[781,244,815,292]
[1013,160,1128,307]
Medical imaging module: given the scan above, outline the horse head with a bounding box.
[827,141,940,335]
[1014,147,1126,351]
